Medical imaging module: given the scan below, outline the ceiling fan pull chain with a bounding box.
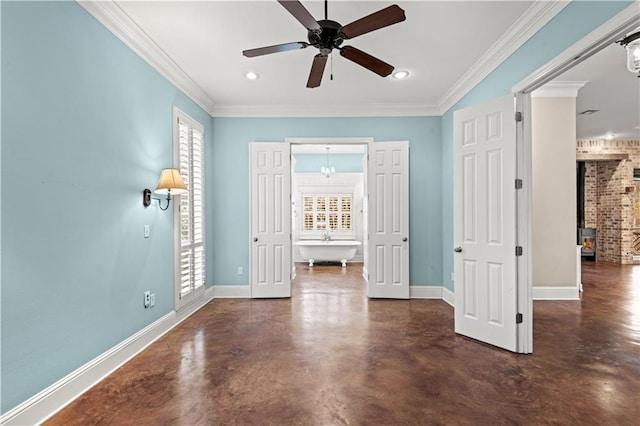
[330,52,334,81]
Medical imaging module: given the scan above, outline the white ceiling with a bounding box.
[554,41,640,140]
[82,1,639,139]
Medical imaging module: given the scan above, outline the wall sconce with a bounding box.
[143,168,188,210]
[617,30,640,76]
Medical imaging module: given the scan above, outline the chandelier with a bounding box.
[320,146,335,178]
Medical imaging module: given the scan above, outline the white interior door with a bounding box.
[250,142,291,298]
[453,95,518,351]
[367,141,410,299]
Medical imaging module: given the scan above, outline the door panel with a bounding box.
[368,141,409,299]
[453,95,517,351]
[250,143,291,298]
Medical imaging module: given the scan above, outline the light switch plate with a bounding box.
[144,225,150,238]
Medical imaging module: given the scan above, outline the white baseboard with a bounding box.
[409,286,443,299]
[0,287,215,426]
[211,285,251,298]
[442,287,455,307]
[532,286,580,300]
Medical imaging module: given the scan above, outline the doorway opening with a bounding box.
[291,143,368,297]
[512,3,639,352]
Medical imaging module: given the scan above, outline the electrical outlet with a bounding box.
[144,291,151,308]
[150,293,155,307]
[237,267,243,275]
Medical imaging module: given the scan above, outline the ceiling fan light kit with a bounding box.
[242,0,406,88]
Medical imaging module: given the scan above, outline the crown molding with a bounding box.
[513,2,640,94]
[531,80,587,98]
[77,1,217,116]
[437,0,571,114]
[211,103,441,118]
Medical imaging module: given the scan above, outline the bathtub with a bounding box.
[295,240,362,267]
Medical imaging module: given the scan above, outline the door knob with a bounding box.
[253,237,258,242]
[402,237,408,242]
[454,246,463,253]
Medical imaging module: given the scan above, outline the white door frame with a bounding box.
[286,137,410,299]
[512,3,639,353]
[286,137,373,279]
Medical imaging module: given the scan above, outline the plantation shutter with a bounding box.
[175,110,205,308]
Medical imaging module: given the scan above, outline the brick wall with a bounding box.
[576,139,640,264]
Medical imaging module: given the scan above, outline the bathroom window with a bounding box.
[174,108,205,309]
[302,193,353,235]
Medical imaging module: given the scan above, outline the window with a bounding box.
[302,193,353,235]
[174,108,205,308]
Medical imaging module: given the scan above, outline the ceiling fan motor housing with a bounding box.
[308,20,344,55]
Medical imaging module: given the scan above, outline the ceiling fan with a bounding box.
[242,0,406,88]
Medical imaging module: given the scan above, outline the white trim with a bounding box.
[286,137,374,145]
[409,286,443,299]
[211,285,251,298]
[438,0,569,114]
[212,103,440,118]
[513,3,640,94]
[77,0,568,118]
[442,287,455,307]
[531,81,588,98]
[77,1,216,116]
[0,287,215,426]
[516,91,533,354]
[532,286,580,300]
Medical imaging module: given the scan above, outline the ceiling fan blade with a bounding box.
[341,4,406,40]
[278,0,321,32]
[243,41,309,58]
[307,54,328,88]
[340,46,394,77]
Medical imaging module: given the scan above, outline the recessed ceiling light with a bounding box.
[604,133,614,140]
[392,70,410,80]
[245,71,259,80]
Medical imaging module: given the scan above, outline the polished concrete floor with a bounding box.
[48,261,640,425]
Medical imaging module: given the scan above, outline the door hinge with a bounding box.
[515,111,523,122]
[515,246,523,256]
[515,179,523,189]
[516,313,523,324]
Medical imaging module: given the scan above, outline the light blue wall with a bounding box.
[440,1,634,291]
[293,153,365,173]
[2,0,631,416]
[210,117,442,286]
[1,1,212,413]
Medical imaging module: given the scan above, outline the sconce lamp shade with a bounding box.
[154,168,187,195]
